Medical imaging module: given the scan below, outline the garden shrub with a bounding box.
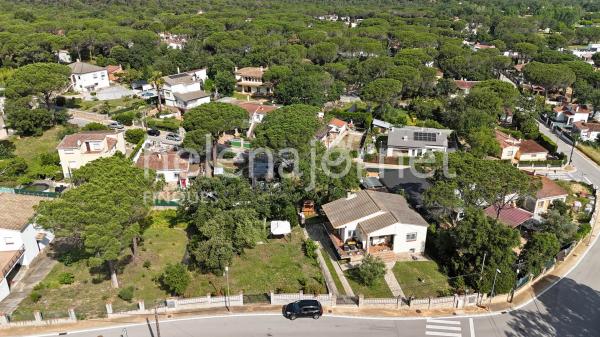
[57,272,75,285]
[118,286,135,302]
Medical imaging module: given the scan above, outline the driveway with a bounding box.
[82,85,134,101]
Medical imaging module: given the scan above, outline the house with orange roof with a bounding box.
[523,177,568,218]
[515,139,548,161]
[495,129,521,160]
[572,121,600,142]
[106,64,123,82]
[57,130,126,178]
[453,80,480,94]
[552,103,592,126]
[316,118,349,149]
[135,151,200,189]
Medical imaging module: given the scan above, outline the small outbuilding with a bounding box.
[270,220,291,238]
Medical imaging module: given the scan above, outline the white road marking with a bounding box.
[425,331,462,337]
[426,324,462,331]
[469,318,475,337]
[426,319,461,325]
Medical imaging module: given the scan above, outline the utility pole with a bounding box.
[225,266,231,312]
[479,252,487,281]
[154,305,161,337]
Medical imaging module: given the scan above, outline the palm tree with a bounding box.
[150,71,165,113]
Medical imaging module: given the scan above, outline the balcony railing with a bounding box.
[1,246,25,279]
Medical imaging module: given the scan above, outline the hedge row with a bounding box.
[536,134,558,153]
[146,118,180,132]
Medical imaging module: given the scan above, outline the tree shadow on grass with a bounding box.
[505,277,600,337]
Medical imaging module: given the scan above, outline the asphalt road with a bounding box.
[537,121,600,187]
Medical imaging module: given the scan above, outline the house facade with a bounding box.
[316,118,349,149]
[57,131,126,178]
[0,193,55,301]
[572,121,600,142]
[552,103,591,125]
[162,69,210,111]
[322,190,429,261]
[495,129,521,160]
[135,151,200,189]
[234,67,272,95]
[524,177,568,219]
[67,61,110,93]
[386,126,452,157]
[515,139,549,161]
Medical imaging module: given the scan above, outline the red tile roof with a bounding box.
[57,131,120,150]
[454,80,480,90]
[235,67,266,78]
[573,121,600,132]
[518,139,548,154]
[135,152,189,172]
[328,118,347,128]
[495,129,520,149]
[553,103,592,115]
[237,102,278,115]
[537,177,568,199]
[484,205,533,228]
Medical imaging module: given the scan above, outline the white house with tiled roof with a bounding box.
[68,61,109,92]
[162,69,209,111]
[322,190,428,261]
[234,67,271,95]
[0,193,54,301]
[57,130,126,178]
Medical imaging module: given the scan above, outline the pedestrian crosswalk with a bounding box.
[425,318,463,337]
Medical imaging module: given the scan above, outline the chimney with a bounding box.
[346,192,357,200]
[157,152,162,160]
[576,105,580,112]
[177,67,181,74]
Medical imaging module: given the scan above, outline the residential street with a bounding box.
[537,121,600,187]
[19,230,600,337]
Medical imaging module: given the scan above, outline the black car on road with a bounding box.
[283,300,323,320]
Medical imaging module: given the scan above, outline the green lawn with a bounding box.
[345,269,392,298]
[393,261,451,298]
[12,211,323,320]
[12,126,64,165]
[76,97,147,114]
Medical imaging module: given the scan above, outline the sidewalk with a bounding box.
[383,263,404,298]
[0,254,57,314]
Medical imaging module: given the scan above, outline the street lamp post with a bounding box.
[224,266,230,311]
[488,269,502,310]
[568,134,578,166]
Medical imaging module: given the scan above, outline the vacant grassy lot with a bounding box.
[12,211,323,320]
[577,144,600,166]
[393,261,451,298]
[345,269,392,298]
[12,126,64,166]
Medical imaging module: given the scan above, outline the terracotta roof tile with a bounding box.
[57,131,121,150]
[0,193,48,231]
[518,139,548,154]
[537,177,568,199]
[135,152,189,172]
[235,67,266,78]
[484,205,532,228]
[329,118,347,128]
[495,129,520,149]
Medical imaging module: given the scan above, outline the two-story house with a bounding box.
[386,126,452,157]
[322,190,429,262]
[57,130,126,178]
[234,67,272,95]
[162,69,210,111]
[523,177,568,219]
[552,103,591,126]
[572,121,600,142]
[135,151,200,189]
[495,129,521,160]
[68,61,110,93]
[0,193,54,301]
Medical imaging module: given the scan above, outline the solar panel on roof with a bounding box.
[413,132,437,142]
[169,73,189,79]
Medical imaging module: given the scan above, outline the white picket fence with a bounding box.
[269,292,334,306]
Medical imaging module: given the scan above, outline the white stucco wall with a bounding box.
[0,224,40,266]
[0,278,9,302]
[367,223,428,254]
[157,169,181,183]
[71,70,110,92]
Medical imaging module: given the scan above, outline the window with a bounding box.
[406,232,417,242]
[347,229,356,239]
[4,237,14,245]
[506,150,513,156]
